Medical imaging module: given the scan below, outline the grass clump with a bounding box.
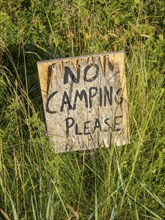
[0,0,164,219]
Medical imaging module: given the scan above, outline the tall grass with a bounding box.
[0,0,164,219]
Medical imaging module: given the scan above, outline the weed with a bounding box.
[0,0,164,219]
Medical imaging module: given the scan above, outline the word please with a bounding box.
[46,86,123,114]
[65,116,123,136]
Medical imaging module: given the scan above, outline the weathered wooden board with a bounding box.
[37,51,129,153]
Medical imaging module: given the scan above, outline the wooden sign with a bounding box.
[37,51,129,153]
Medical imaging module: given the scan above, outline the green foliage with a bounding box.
[0,0,164,219]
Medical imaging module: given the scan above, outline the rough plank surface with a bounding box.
[37,51,129,153]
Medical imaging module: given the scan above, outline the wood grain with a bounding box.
[37,51,129,153]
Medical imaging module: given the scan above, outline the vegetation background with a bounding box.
[0,0,164,219]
